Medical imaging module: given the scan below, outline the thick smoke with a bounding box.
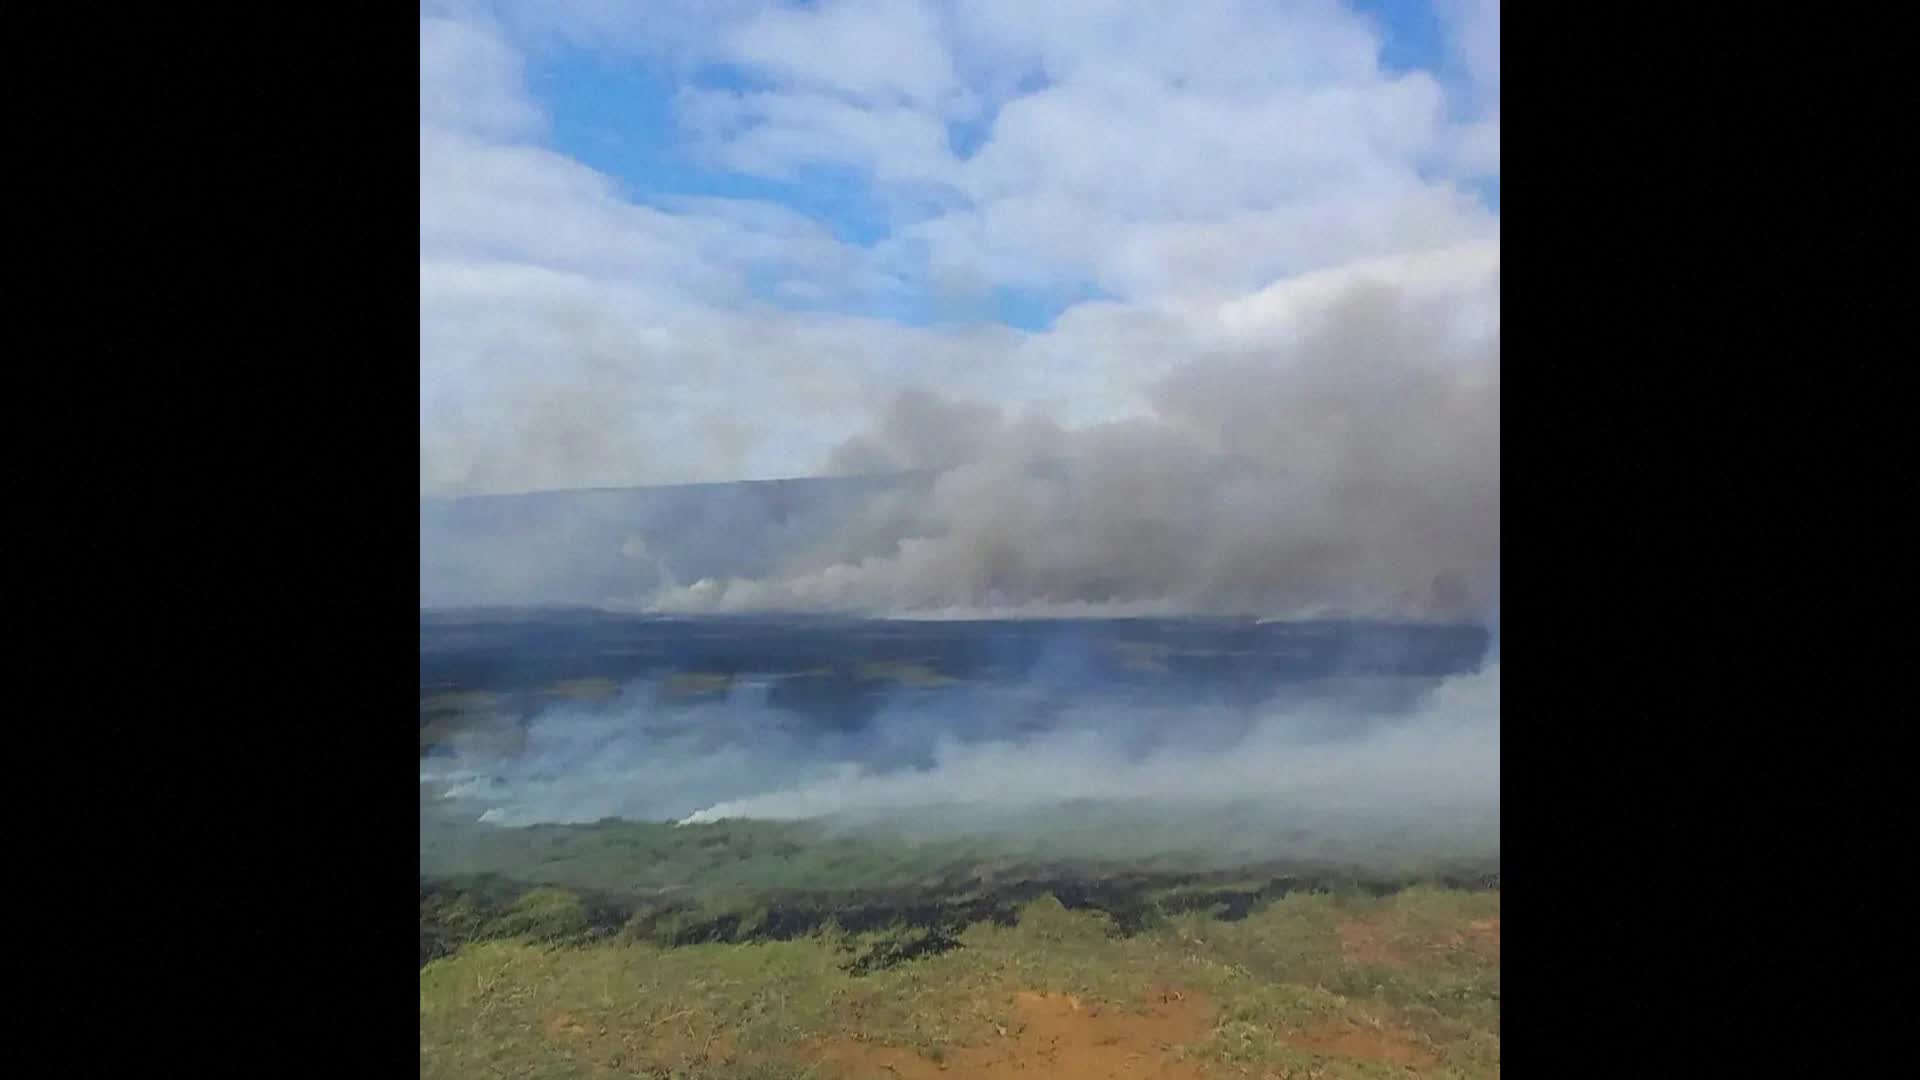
[647,266,1499,622]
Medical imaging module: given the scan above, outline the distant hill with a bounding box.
[421,472,931,609]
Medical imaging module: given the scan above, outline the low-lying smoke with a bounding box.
[422,657,1499,863]
[681,666,1498,825]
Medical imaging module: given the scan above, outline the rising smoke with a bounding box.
[421,250,1500,860]
[645,261,1499,623]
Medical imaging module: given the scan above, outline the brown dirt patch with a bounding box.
[1288,1021,1439,1068]
[1338,914,1501,968]
[543,1011,589,1038]
[562,1013,737,1071]
[626,1028,738,1073]
[1463,917,1500,959]
[817,987,1216,1078]
[1336,918,1417,968]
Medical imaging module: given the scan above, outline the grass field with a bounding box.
[417,613,1499,1077]
[422,801,1497,892]
[421,884,1498,1079]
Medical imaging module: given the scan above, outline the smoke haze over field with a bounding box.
[679,665,1499,828]
[418,4,1501,869]
[420,613,1498,864]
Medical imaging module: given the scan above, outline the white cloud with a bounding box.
[952,0,1385,92]
[1435,0,1499,179]
[1451,114,1499,178]
[1438,0,1501,102]
[420,13,544,139]
[669,0,1494,299]
[677,88,962,189]
[419,2,1499,496]
[727,0,960,109]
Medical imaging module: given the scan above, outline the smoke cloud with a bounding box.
[646,263,1498,622]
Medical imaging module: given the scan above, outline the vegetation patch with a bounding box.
[423,886,1499,1079]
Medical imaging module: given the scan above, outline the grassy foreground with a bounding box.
[421,885,1499,1079]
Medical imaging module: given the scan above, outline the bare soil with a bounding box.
[818,988,1216,1079]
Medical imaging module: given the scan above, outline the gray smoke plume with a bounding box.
[648,268,1499,621]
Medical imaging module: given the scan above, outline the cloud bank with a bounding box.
[420,1,1500,497]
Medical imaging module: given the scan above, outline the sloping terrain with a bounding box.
[420,610,1499,1077]
[420,886,1500,1079]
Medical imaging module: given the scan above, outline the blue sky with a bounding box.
[532,61,893,247]
[420,0,1499,494]
[522,53,1108,329]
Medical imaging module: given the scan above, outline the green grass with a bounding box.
[421,807,1497,899]
[421,886,1499,1079]
[421,815,1006,896]
[853,660,957,687]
